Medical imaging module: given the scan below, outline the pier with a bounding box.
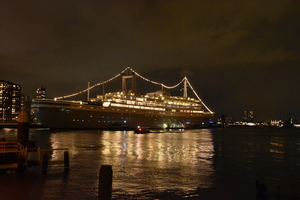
[0,122,46,129]
[0,140,69,171]
[0,141,25,169]
[0,111,68,171]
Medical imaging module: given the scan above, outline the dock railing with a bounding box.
[1,141,69,170]
[0,141,26,169]
[0,141,25,154]
[27,147,70,170]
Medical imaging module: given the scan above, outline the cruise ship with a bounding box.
[31,67,214,129]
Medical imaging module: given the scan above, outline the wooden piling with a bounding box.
[98,165,113,200]
[17,154,26,171]
[64,151,69,171]
[42,151,48,171]
[17,111,30,147]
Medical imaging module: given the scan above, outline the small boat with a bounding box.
[134,127,150,133]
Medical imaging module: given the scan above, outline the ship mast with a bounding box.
[183,77,188,98]
[102,82,105,99]
[87,82,90,101]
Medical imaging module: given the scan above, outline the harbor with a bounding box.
[1,1,300,199]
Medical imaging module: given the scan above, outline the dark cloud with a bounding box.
[0,0,299,121]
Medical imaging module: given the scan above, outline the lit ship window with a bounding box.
[103,102,110,107]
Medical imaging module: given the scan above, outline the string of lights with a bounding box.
[185,78,214,114]
[55,67,129,100]
[128,67,185,89]
[54,66,213,113]
[55,66,185,99]
[128,67,213,113]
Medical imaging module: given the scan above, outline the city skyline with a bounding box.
[1,1,299,121]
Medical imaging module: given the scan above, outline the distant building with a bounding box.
[0,80,21,122]
[36,87,46,99]
[243,110,253,122]
[21,94,31,112]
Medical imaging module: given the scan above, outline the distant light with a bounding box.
[246,122,256,126]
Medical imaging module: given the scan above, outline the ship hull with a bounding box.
[32,101,213,129]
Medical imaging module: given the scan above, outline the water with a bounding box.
[0,127,299,199]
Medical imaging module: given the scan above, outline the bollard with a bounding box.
[17,111,30,147]
[64,151,70,171]
[98,165,113,200]
[42,151,48,171]
[17,154,26,171]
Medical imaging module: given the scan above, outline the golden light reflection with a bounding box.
[46,129,215,192]
[99,130,215,166]
[269,137,285,155]
[99,129,215,191]
[50,132,76,161]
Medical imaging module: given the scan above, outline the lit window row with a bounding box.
[110,103,165,111]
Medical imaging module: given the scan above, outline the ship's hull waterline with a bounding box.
[32,101,213,129]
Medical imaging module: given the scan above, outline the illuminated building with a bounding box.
[243,110,253,122]
[36,86,46,99]
[0,80,21,122]
[21,94,31,111]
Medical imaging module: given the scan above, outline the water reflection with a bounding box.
[0,128,18,140]
[211,128,300,198]
[270,137,284,156]
[1,127,299,199]
[39,129,215,196]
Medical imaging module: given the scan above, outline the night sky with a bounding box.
[1,1,299,121]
